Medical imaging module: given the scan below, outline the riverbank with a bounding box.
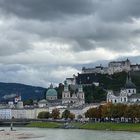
[27,122,140,132]
[27,122,63,128]
[73,122,140,132]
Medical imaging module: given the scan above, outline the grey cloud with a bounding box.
[0,0,97,20]
[17,17,135,52]
[11,15,132,52]
[1,0,140,22]
[97,0,140,22]
[1,0,139,52]
[0,64,79,87]
[0,39,30,56]
[0,0,140,86]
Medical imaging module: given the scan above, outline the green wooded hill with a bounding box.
[0,82,46,101]
[83,71,140,103]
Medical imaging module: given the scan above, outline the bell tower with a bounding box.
[62,81,71,104]
[77,81,85,104]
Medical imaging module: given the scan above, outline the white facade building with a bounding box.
[82,66,108,74]
[0,109,12,119]
[66,75,76,85]
[0,107,48,120]
[108,59,131,75]
[62,81,85,107]
[131,64,140,71]
[107,74,140,104]
[38,99,48,108]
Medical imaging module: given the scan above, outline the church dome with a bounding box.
[46,84,57,97]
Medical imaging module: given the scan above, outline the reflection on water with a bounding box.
[0,127,140,140]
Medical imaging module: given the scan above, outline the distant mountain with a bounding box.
[0,82,46,101]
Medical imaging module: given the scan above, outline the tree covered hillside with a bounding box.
[0,82,46,101]
[82,71,140,103]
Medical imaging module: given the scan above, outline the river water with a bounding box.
[0,127,140,140]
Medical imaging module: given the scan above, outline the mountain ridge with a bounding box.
[0,82,46,101]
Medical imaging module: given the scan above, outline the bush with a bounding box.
[38,111,50,119]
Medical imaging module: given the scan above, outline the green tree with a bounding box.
[77,115,83,119]
[55,83,64,99]
[62,110,70,120]
[38,111,50,119]
[23,99,33,106]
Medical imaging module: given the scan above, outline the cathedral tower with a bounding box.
[77,82,85,104]
[62,81,71,104]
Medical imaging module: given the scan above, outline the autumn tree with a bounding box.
[51,108,60,119]
[69,113,75,120]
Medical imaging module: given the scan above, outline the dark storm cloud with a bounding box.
[1,0,140,22]
[0,0,140,52]
[0,0,97,20]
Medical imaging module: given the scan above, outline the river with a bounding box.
[0,127,140,140]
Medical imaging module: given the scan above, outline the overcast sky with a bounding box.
[0,0,140,87]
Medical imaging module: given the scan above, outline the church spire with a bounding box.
[78,80,83,92]
[128,72,132,82]
[64,80,69,92]
[126,72,131,83]
[125,72,136,89]
[50,83,53,89]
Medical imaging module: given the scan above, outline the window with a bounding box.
[115,99,117,103]
[124,98,126,102]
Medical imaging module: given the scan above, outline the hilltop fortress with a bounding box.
[66,59,140,87]
[82,59,140,75]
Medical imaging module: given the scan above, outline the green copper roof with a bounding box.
[46,87,57,97]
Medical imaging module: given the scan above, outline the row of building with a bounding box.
[0,103,101,120]
[0,59,140,120]
[82,59,140,75]
[0,108,48,120]
[38,81,85,108]
[0,81,87,120]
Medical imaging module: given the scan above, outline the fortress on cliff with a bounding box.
[82,59,140,75]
